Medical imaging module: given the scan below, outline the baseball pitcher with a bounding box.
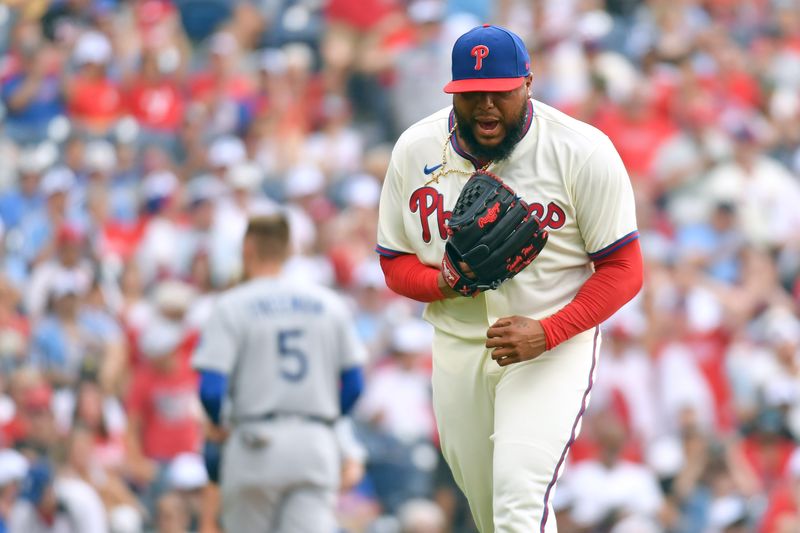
[376,25,644,532]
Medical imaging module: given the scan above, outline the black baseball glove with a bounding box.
[441,170,548,297]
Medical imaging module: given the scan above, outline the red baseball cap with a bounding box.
[56,224,83,244]
[23,384,52,411]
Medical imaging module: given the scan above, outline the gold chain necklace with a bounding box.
[425,122,491,185]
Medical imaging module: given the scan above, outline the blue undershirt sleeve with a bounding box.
[340,367,364,415]
[198,369,228,425]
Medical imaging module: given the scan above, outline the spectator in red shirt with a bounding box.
[3,378,58,452]
[732,409,796,496]
[325,0,400,32]
[244,45,325,155]
[125,318,201,489]
[188,32,253,105]
[761,448,800,533]
[125,48,185,134]
[322,0,403,95]
[64,31,123,136]
[592,82,678,187]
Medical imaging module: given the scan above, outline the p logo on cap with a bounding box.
[471,45,489,70]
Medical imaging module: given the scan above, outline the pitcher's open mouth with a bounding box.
[477,120,500,135]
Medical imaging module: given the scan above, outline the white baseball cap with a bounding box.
[209,32,238,56]
[18,143,57,175]
[0,449,29,487]
[109,505,143,533]
[141,170,179,200]
[398,498,446,530]
[343,174,381,209]
[0,329,26,358]
[73,31,112,65]
[763,374,800,407]
[139,318,184,359]
[787,446,800,479]
[40,166,76,196]
[408,0,445,24]
[259,48,288,75]
[764,307,800,346]
[186,174,225,205]
[50,270,88,299]
[577,10,614,43]
[227,162,264,191]
[353,259,386,289]
[645,436,685,478]
[166,453,208,490]
[285,164,325,199]
[391,318,434,354]
[17,149,42,175]
[707,496,748,530]
[610,516,661,533]
[84,140,117,173]
[153,280,197,313]
[208,136,246,169]
[283,43,313,71]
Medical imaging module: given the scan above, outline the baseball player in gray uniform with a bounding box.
[192,213,367,532]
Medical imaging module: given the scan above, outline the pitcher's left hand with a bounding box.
[486,316,547,366]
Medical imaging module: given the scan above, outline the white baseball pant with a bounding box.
[220,418,340,533]
[431,326,600,532]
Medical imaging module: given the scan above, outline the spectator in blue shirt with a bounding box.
[1,43,65,145]
[676,202,744,284]
[30,271,121,389]
[18,166,76,268]
[0,149,46,230]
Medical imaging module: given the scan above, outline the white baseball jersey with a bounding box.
[376,99,638,340]
[192,275,367,422]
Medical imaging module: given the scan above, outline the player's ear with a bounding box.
[242,235,254,263]
[524,74,533,97]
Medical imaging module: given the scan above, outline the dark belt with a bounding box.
[234,412,337,427]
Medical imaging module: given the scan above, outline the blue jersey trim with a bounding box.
[375,244,409,258]
[588,231,640,260]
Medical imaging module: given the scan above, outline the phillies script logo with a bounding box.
[478,202,500,228]
[410,187,566,243]
[471,45,489,70]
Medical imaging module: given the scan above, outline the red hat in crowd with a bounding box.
[56,224,83,245]
[22,384,52,411]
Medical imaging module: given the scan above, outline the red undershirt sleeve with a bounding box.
[379,239,643,341]
[379,254,445,303]
[539,239,643,350]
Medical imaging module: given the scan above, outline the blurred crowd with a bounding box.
[0,0,798,532]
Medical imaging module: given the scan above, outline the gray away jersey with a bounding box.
[192,276,367,423]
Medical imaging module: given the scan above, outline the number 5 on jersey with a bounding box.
[278,329,307,382]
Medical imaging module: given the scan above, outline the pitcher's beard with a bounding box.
[455,104,528,163]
